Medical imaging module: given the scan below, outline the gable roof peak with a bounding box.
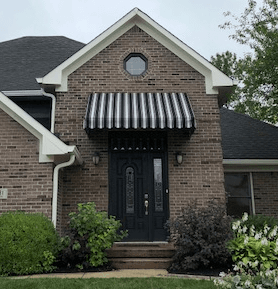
[37,9,235,95]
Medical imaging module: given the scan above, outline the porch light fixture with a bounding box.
[176,152,184,165]
[92,152,100,165]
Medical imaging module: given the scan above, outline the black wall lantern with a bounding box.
[92,152,100,165]
[176,152,184,165]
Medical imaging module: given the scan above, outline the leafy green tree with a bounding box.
[211,0,278,124]
[211,51,241,81]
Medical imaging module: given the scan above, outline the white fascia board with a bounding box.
[0,92,82,163]
[38,10,137,92]
[223,159,278,172]
[38,8,234,94]
[135,10,234,94]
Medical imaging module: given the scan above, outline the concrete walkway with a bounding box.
[12,269,214,280]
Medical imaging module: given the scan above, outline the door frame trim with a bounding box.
[108,131,169,241]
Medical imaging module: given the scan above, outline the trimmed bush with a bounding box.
[0,211,59,276]
[57,202,127,269]
[166,200,233,273]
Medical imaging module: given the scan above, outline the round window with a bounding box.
[124,53,147,76]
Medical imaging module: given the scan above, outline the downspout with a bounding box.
[52,154,76,228]
[41,89,56,133]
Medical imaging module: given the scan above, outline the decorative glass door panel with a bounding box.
[154,159,163,212]
[126,167,135,214]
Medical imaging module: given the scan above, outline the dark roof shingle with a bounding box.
[220,108,278,159]
[0,36,85,91]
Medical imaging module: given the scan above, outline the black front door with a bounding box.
[108,132,168,241]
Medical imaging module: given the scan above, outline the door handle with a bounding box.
[144,200,149,215]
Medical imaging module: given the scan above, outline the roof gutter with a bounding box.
[223,159,278,172]
[223,159,278,165]
[2,90,43,97]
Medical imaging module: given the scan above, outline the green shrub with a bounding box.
[228,212,278,270]
[58,202,127,269]
[0,211,59,276]
[166,200,233,273]
[216,213,278,289]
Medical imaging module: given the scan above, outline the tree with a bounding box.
[211,0,278,124]
[211,51,241,80]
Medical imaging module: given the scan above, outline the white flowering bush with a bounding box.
[214,264,278,289]
[228,212,278,270]
[214,212,278,289]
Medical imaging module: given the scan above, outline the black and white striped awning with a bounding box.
[84,93,195,130]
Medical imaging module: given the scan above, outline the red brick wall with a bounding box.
[253,172,278,217]
[0,109,53,218]
[54,26,225,232]
[60,131,109,234]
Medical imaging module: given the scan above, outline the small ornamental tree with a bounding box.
[58,202,127,269]
[166,200,233,272]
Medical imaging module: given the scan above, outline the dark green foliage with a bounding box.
[211,51,241,81]
[57,202,127,269]
[212,0,278,124]
[166,200,233,273]
[0,211,59,276]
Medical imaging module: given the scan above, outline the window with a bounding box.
[224,173,253,218]
[10,96,52,130]
[124,53,147,76]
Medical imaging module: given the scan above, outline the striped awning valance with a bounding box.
[84,92,195,130]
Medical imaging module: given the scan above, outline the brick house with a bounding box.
[1,8,278,241]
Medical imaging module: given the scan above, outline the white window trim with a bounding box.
[224,171,256,216]
[249,172,256,215]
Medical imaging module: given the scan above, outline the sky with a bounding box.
[0,0,264,60]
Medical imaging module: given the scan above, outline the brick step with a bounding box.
[109,258,172,269]
[112,242,173,248]
[107,242,175,269]
[106,247,175,258]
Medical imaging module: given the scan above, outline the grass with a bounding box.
[0,277,217,289]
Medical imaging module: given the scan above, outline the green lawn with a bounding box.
[0,277,217,289]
